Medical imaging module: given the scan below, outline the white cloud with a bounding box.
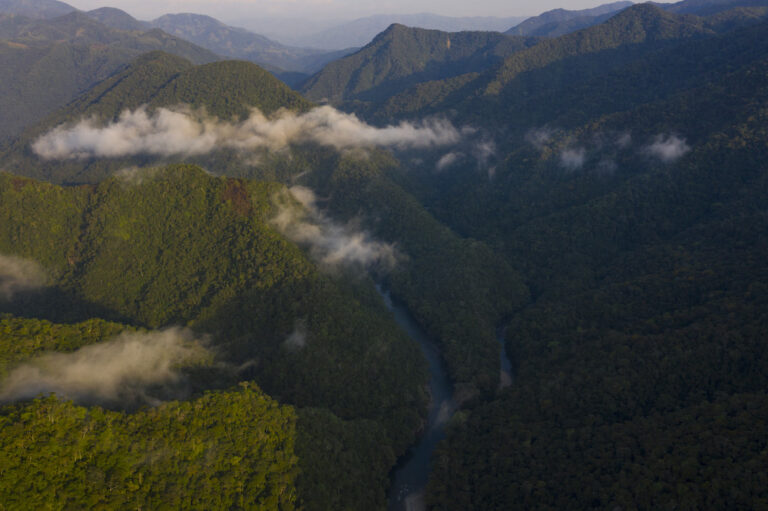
[525,126,554,149]
[559,147,586,171]
[32,105,462,160]
[0,254,46,300]
[272,186,398,270]
[644,134,690,163]
[436,152,462,170]
[0,328,210,405]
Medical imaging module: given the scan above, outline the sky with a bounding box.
[64,0,617,22]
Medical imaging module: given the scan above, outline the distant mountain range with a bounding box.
[0,11,218,140]
[277,13,528,50]
[505,1,634,37]
[147,13,355,75]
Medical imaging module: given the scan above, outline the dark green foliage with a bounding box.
[0,383,299,510]
[301,23,535,111]
[150,60,312,118]
[296,408,396,511]
[304,151,529,399]
[380,7,768,508]
[430,394,768,510]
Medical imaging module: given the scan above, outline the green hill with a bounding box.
[0,166,427,509]
[0,51,312,183]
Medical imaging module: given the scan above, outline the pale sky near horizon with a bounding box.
[63,0,623,22]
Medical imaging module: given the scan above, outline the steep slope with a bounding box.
[1,44,529,399]
[149,12,354,73]
[301,23,535,106]
[378,3,767,124]
[0,166,428,509]
[505,1,633,37]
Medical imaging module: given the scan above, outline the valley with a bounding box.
[1,0,767,509]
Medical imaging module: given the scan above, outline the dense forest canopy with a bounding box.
[0,0,767,509]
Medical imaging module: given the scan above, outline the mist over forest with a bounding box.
[0,0,767,509]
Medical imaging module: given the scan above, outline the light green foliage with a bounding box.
[0,383,299,511]
[0,315,127,376]
[0,165,427,509]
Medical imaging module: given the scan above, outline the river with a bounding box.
[381,287,512,510]
[379,287,455,511]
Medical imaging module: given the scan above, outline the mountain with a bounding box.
[0,0,74,19]
[0,12,219,141]
[287,13,527,50]
[292,5,768,508]
[505,1,633,37]
[376,3,764,124]
[0,51,311,183]
[300,24,536,107]
[663,0,768,15]
[149,12,355,74]
[0,11,219,63]
[85,6,148,31]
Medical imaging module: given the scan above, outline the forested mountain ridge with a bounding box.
[334,4,768,509]
[85,6,149,31]
[0,0,74,19]
[375,2,768,124]
[300,23,536,109]
[0,46,527,400]
[282,12,527,50]
[0,52,312,183]
[0,166,427,509]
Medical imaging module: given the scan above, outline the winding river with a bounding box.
[380,287,513,510]
[379,287,455,511]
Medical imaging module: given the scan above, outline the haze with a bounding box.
[64,0,619,23]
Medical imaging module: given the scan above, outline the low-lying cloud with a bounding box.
[559,147,586,171]
[283,321,308,351]
[0,328,210,406]
[272,186,398,271]
[525,127,555,149]
[436,152,462,171]
[0,254,46,300]
[32,105,462,160]
[643,134,690,163]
